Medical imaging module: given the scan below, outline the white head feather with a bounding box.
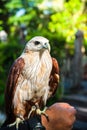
[25,36,51,52]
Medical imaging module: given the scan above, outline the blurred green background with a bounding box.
[0,0,87,112]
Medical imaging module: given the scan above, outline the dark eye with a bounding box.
[34,41,40,45]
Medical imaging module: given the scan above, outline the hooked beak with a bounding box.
[42,43,50,52]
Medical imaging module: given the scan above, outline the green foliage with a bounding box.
[0,0,9,31]
[49,0,87,47]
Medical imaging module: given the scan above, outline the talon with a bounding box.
[36,107,48,119]
[28,106,36,118]
[8,117,24,130]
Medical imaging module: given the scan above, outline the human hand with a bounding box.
[41,103,76,130]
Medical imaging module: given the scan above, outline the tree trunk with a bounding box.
[72,30,84,87]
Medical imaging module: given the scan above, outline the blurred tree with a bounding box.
[72,30,84,87]
[49,0,87,51]
[0,0,9,31]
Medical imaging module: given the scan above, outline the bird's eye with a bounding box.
[34,41,40,45]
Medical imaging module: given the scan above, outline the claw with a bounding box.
[28,106,36,118]
[35,103,48,119]
[36,107,48,119]
[8,117,24,130]
[28,104,48,120]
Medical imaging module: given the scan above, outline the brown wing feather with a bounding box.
[5,58,25,117]
[49,57,59,96]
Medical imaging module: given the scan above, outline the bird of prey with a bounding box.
[4,36,59,129]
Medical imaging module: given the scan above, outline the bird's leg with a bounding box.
[28,105,36,118]
[35,103,48,119]
[8,115,24,130]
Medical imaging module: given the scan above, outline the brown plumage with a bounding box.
[4,36,59,126]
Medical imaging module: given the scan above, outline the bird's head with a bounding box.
[24,36,51,52]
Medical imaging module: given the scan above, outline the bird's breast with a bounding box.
[19,51,52,102]
[22,51,52,84]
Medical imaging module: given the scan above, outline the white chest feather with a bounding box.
[13,50,52,106]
